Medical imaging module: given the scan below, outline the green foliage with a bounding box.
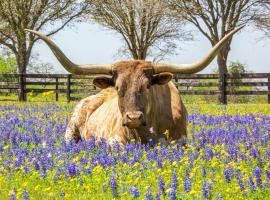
[227,61,247,74]
[0,56,17,73]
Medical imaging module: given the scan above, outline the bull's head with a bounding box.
[25,27,243,128]
[92,61,173,128]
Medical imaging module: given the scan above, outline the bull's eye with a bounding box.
[146,84,151,89]
[115,86,119,91]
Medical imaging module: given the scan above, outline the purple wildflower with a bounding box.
[172,171,178,190]
[202,180,212,199]
[155,193,160,200]
[266,170,270,180]
[224,168,231,183]
[266,148,270,158]
[253,167,262,187]
[67,162,79,176]
[237,176,246,193]
[33,160,40,171]
[247,177,255,192]
[9,189,16,200]
[108,176,118,198]
[130,186,140,198]
[22,189,29,200]
[145,185,152,200]
[201,166,207,177]
[184,176,191,192]
[167,186,176,200]
[158,175,165,193]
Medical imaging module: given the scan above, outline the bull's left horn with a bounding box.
[25,29,113,75]
[153,25,244,74]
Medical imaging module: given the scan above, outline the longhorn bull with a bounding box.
[26,27,243,146]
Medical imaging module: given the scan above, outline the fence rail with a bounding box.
[0,73,269,104]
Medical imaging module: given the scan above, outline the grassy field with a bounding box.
[0,102,270,199]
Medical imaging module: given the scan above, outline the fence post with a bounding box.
[18,74,26,101]
[66,74,71,102]
[220,73,227,104]
[55,77,59,101]
[175,76,179,89]
[268,75,270,104]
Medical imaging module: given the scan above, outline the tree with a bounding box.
[0,0,88,74]
[254,1,270,37]
[169,0,260,76]
[88,0,191,61]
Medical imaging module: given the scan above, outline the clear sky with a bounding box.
[33,22,270,73]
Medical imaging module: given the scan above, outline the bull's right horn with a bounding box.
[25,29,113,75]
[153,25,244,74]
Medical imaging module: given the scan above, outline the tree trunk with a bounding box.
[16,52,30,101]
[217,47,229,104]
[16,56,27,74]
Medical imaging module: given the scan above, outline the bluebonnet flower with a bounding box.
[201,166,207,177]
[167,185,176,200]
[88,135,96,149]
[202,180,212,199]
[67,162,79,176]
[237,176,246,193]
[22,189,29,200]
[155,193,160,200]
[158,175,165,193]
[130,186,140,198]
[108,176,118,197]
[5,159,11,171]
[145,185,152,200]
[79,157,87,165]
[247,177,255,192]
[224,168,231,183]
[156,158,162,168]
[184,176,191,192]
[172,171,178,190]
[266,170,270,180]
[33,160,40,171]
[9,189,16,200]
[266,148,270,158]
[253,167,262,187]
[141,160,147,170]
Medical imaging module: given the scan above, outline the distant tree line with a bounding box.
[0,0,269,76]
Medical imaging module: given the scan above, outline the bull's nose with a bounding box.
[123,111,145,128]
[126,111,143,121]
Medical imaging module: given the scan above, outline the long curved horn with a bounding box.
[25,29,112,75]
[153,26,244,74]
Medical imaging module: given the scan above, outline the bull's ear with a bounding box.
[152,72,173,85]
[93,76,114,89]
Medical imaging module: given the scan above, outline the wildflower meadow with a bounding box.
[0,103,270,199]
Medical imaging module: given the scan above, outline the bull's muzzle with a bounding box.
[122,111,146,128]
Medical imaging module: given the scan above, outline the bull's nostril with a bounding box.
[127,114,132,120]
[125,111,144,124]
